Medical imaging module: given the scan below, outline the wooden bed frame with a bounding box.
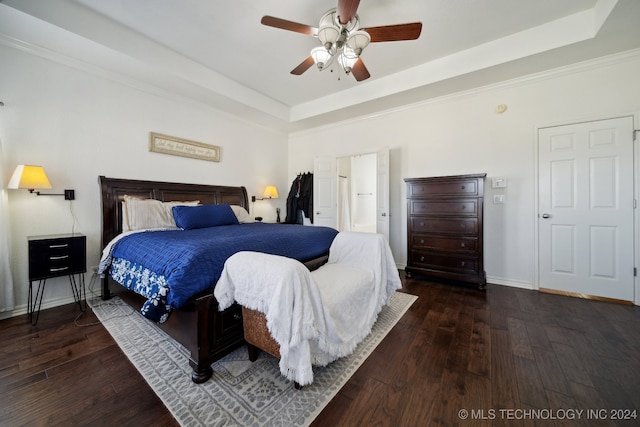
[99,176,327,383]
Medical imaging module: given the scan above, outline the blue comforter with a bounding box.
[105,223,338,322]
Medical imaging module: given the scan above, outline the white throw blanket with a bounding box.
[214,232,402,385]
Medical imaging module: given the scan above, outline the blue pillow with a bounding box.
[172,204,239,230]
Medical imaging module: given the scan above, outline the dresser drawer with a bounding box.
[410,199,478,216]
[410,217,478,235]
[407,179,479,198]
[28,236,86,281]
[411,235,478,254]
[410,251,479,274]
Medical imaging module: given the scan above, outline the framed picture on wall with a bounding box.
[149,132,220,162]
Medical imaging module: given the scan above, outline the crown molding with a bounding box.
[289,48,640,137]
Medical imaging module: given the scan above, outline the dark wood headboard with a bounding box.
[99,175,249,249]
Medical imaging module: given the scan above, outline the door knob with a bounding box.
[381,212,387,217]
[541,213,551,219]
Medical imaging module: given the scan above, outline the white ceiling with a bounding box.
[2,0,640,131]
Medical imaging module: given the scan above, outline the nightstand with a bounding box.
[28,233,87,325]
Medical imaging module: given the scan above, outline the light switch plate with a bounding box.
[493,195,504,204]
[492,178,507,188]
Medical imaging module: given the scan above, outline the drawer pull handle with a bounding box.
[461,185,465,190]
[460,223,466,228]
[420,222,425,227]
[460,243,466,248]
[420,239,425,244]
[461,205,466,210]
[461,261,466,267]
[49,266,69,272]
[233,313,242,320]
[49,244,69,249]
[50,255,69,260]
[420,256,425,262]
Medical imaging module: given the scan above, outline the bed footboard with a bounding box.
[104,276,244,383]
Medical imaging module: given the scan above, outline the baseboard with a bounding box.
[486,277,534,290]
[397,264,534,290]
[0,295,80,321]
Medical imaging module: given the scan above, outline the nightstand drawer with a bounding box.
[28,234,86,281]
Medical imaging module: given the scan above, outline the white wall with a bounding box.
[0,45,288,318]
[3,41,640,318]
[288,51,640,288]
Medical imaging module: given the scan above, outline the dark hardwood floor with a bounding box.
[1,274,639,426]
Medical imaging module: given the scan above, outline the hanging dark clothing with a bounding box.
[285,172,314,224]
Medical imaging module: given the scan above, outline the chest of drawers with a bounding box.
[405,174,486,289]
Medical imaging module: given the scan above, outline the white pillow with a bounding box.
[230,205,253,223]
[123,196,200,231]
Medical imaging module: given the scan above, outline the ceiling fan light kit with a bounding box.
[312,9,369,76]
[261,0,422,81]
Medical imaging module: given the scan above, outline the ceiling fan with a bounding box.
[261,0,422,81]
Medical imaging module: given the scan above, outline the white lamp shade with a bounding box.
[318,25,340,49]
[339,46,358,71]
[311,47,333,70]
[8,165,52,190]
[346,30,371,55]
[262,185,279,199]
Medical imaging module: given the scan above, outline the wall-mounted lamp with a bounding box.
[262,185,279,200]
[251,185,279,202]
[251,185,280,222]
[8,165,75,200]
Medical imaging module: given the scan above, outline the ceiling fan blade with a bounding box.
[261,16,318,37]
[351,58,370,81]
[337,0,361,25]
[365,22,423,42]
[291,56,316,75]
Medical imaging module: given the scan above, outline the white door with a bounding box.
[538,116,635,301]
[313,156,337,228]
[376,147,390,241]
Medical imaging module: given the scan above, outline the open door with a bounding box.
[314,150,389,239]
[376,147,390,241]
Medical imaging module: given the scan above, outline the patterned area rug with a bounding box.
[91,292,417,426]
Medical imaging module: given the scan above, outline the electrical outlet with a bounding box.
[64,189,75,200]
[493,195,505,204]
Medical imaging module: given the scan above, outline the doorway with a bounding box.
[537,116,635,302]
[337,154,377,233]
[313,147,390,241]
